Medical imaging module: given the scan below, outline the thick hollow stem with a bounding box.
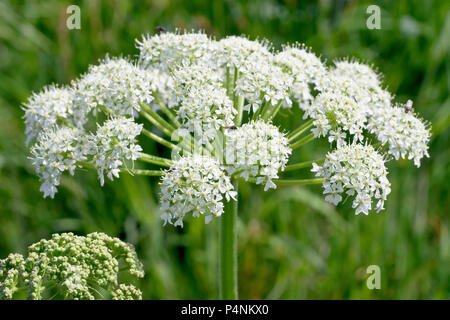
[219,180,238,300]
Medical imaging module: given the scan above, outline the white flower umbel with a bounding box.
[329,60,392,114]
[307,87,367,146]
[73,57,155,117]
[87,117,143,186]
[159,155,237,227]
[212,36,292,112]
[311,143,391,215]
[236,53,293,112]
[368,103,431,167]
[275,44,327,110]
[0,232,144,300]
[31,126,88,198]
[137,30,213,72]
[214,36,272,70]
[171,63,235,142]
[304,60,392,145]
[225,120,291,191]
[23,85,76,145]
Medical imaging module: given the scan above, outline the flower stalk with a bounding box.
[219,179,239,300]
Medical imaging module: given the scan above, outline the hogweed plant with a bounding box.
[14,30,431,299]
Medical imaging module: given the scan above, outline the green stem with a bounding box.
[264,101,283,121]
[127,169,163,176]
[257,100,271,120]
[235,96,244,126]
[290,133,315,150]
[285,159,324,172]
[288,119,314,142]
[153,95,179,126]
[142,128,184,152]
[138,153,173,167]
[239,177,325,186]
[219,180,238,300]
[139,102,175,134]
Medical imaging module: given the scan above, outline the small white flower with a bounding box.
[137,30,214,72]
[171,62,236,142]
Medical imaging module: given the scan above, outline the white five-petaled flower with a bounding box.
[24,30,431,227]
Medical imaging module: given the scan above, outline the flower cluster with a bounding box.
[23,85,76,145]
[31,126,88,198]
[274,44,327,109]
[171,63,235,141]
[0,232,144,300]
[368,103,431,167]
[73,57,155,117]
[159,156,237,227]
[87,117,143,185]
[137,30,213,72]
[30,116,142,198]
[225,121,291,191]
[312,144,391,215]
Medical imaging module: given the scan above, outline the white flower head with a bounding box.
[23,85,77,145]
[31,126,88,198]
[305,59,392,145]
[214,36,273,69]
[328,59,392,114]
[312,143,391,215]
[137,30,214,72]
[225,120,291,191]
[275,44,327,110]
[87,117,143,186]
[171,62,236,142]
[73,57,155,117]
[159,155,237,227]
[368,103,431,167]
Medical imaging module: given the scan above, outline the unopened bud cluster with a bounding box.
[0,232,143,300]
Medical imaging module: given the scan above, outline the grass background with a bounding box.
[0,0,449,299]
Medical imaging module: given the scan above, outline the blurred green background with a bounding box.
[0,0,449,299]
